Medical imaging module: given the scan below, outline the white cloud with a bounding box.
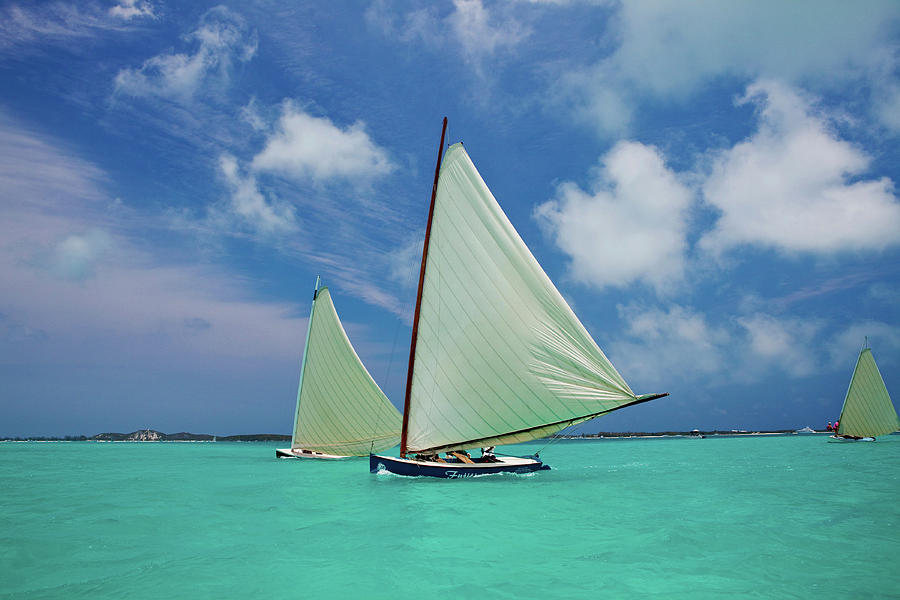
[251,102,394,184]
[700,80,900,256]
[827,321,900,369]
[217,154,298,236]
[113,6,257,102]
[109,0,155,20]
[611,303,730,388]
[558,1,900,135]
[737,313,822,377]
[611,302,851,391]
[535,141,692,294]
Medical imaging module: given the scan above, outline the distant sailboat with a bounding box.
[277,277,402,459]
[370,119,667,478]
[829,341,899,443]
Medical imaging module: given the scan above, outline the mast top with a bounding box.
[400,117,448,458]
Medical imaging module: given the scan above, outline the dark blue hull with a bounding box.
[370,454,550,478]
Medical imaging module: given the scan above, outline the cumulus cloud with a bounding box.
[700,80,900,256]
[535,141,692,294]
[109,0,155,20]
[114,6,257,102]
[558,1,900,136]
[610,302,850,391]
[737,313,822,377]
[251,102,394,184]
[611,303,730,387]
[827,321,900,369]
[216,154,298,236]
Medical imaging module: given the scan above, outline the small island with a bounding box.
[1,428,825,442]
[0,429,291,442]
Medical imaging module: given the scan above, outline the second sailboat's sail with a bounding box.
[292,287,401,456]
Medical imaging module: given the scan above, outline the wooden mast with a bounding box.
[400,117,447,458]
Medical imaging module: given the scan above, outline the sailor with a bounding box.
[480,446,496,462]
[447,449,470,461]
[827,422,833,431]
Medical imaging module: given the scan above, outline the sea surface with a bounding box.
[2,435,898,599]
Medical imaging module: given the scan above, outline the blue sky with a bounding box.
[2,0,899,437]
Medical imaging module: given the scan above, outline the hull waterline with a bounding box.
[827,435,876,443]
[370,454,549,478]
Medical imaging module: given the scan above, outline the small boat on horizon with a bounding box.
[371,119,667,478]
[828,340,899,443]
[277,277,401,459]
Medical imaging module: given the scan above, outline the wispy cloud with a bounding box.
[447,0,529,69]
[700,80,900,256]
[366,0,528,75]
[0,112,304,371]
[0,2,131,52]
[215,153,299,236]
[114,6,257,102]
[535,141,693,294]
[109,0,155,21]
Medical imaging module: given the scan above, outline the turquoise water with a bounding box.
[2,435,898,599]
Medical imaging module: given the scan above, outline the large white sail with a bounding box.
[292,287,401,455]
[837,348,899,438]
[405,143,644,453]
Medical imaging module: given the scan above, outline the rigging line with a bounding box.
[533,422,578,456]
[381,233,421,414]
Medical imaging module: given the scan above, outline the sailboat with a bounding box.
[276,277,402,458]
[370,118,667,478]
[829,341,899,443]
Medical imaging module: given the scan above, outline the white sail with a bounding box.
[292,287,401,455]
[837,348,899,438]
[405,143,645,453]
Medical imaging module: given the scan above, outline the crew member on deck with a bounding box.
[480,446,497,462]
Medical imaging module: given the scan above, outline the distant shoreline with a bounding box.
[0,428,835,442]
[0,430,291,442]
[559,429,827,439]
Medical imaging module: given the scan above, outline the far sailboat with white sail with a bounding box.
[829,340,899,442]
